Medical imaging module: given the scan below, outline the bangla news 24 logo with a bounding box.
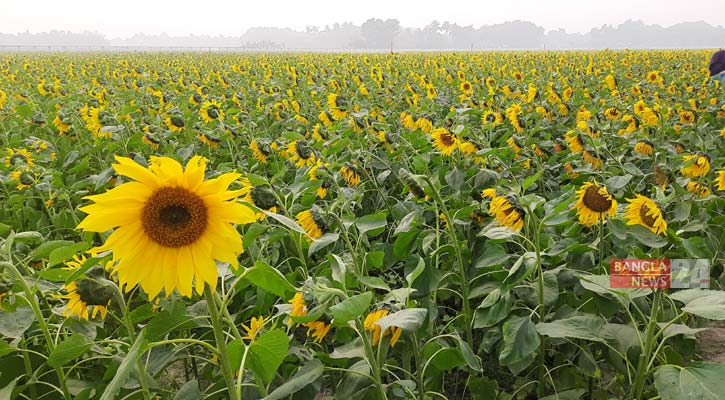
[610,259,710,289]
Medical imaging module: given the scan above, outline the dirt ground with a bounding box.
[697,323,725,363]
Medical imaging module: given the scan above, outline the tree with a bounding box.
[360,18,401,49]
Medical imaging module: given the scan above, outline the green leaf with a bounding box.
[539,389,587,400]
[405,256,426,287]
[263,211,307,235]
[365,251,385,269]
[375,308,427,334]
[454,335,482,372]
[37,268,73,282]
[670,289,725,305]
[309,233,339,255]
[681,237,714,259]
[394,211,420,235]
[393,231,419,259]
[330,292,373,326]
[682,295,725,320]
[474,291,512,328]
[474,244,509,268]
[355,212,388,236]
[30,240,73,259]
[358,276,390,291]
[248,329,290,384]
[48,242,91,267]
[48,334,92,368]
[521,170,543,191]
[605,174,632,191]
[536,316,607,343]
[0,378,19,400]
[628,225,667,248]
[654,363,725,400]
[263,359,324,400]
[445,168,465,191]
[174,380,202,400]
[499,316,540,372]
[0,305,35,339]
[658,324,707,340]
[242,261,296,299]
[0,339,17,358]
[145,306,197,341]
[99,330,146,400]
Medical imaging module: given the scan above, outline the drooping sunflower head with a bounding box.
[363,307,403,347]
[399,168,427,200]
[574,180,618,226]
[142,133,161,149]
[296,207,327,241]
[633,139,654,157]
[431,128,458,156]
[240,179,279,220]
[653,165,671,189]
[165,115,185,132]
[250,139,271,164]
[304,320,332,344]
[604,107,621,120]
[680,153,711,178]
[340,162,362,187]
[5,148,35,169]
[242,315,269,342]
[715,170,725,191]
[565,132,585,153]
[59,261,113,320]
[286,140,317,168]
[77,156,257,298]
[197,132,221,148]
[625,194,667,235]
[486,192,525,231]
[686,181,711,198]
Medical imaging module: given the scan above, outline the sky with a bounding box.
[1,0,724,38]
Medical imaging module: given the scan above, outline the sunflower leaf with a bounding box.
[242,261,296,299]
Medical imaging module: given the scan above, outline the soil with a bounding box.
[697,323,725,363]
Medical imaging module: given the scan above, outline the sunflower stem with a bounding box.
[204,284,240,400]
[113,286,152,400]
[356,319,388,400]
[3,261,71,400]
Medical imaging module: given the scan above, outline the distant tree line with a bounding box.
[1,19,724,50]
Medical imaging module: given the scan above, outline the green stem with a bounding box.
[4,261,71,400]
[113,287,152,400]
[236,343,251,399]
[631,289,661,400]
[356,319,388,400]
[204,284,240,400]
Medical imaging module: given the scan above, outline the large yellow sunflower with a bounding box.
[624,195,667,235]
[484,190,525,231]
[296,208,326,241]
[574,180,618,226]
[77,156,256,298]
[200,100,224,123]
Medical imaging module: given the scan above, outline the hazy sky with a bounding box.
[2,0,724,37]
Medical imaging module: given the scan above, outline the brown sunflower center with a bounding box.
[582,185,612,212]
[440,133,455,147]
[142,187,207,248]
[639,204,657,228]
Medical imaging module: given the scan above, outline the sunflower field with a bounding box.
[0,50,724,400]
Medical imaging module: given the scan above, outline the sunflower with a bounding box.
[634,139,654,157]
[399,168,427,200]
[5,148,35,169]
[485,191,525,231]
[58,256,113,320]
[459,80,473,94]
[431,128,458,156]
[242,316,268,342]
[286,140,317,168]
[574,180,618,226]
[53,114,71,136]
[77,156,257,298]
[716,170,725,191]
[680,153,710,178]
[625,195,667,235]
[250,139,271,164]
[197,132,221,148]
[604,107,621,120]
[416,117,433,133]
[340,163,362,187]
[200,100,224,123]
[400,112,418,130]
[363,308,403,347]
[327,93,347,120]
[289,292,308,322]
[482,110,504,126]
[165,115,185,132]
[679,110,696,124]
[654,165,671,189]
[318,111,334,127]
[308,161,332,199]
[646,70,660,83]
[565,132,585,153]
[304,321,332,344]
[142,133,161,149]
[296,208,326,241]
[686,181,711,198]
[239,179,279,220]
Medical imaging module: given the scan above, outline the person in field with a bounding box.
[710,49,725,83]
